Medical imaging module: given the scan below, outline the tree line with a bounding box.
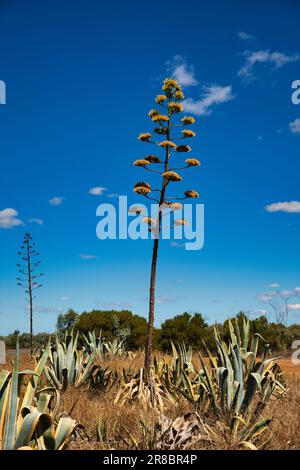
[1,308,300,354]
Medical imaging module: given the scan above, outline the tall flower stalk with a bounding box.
[16,233,44,355]
[134,78,200,372]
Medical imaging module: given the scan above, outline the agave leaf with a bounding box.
[240,440,257,450]
[14,408,52,449]
[54,416,80,450]
[4,338,20,449]
[21,340,50,410]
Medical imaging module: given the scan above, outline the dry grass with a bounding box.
[1,351,300,450]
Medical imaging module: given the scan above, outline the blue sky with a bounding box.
[1,0,300,334]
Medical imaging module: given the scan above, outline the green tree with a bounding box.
[158,312,208,351]
[75,309,147,350]
[56,309,79,336]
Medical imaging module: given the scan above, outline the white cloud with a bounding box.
[182,84,234,116]
[28,218,44,225]
[265,201,300,213]
[260,292,276,302]
[238,49,299,79]
[88,186,106,196]
[156,294,176,304]
[79,254,98,259]
[290,118,300,135]
[288,303,300,310]
[269,283,280,288]
[166,55,198,86]
[61,296,69,301]
[254,309,267,315]
[238,31,254,41]
[49,196,64,206]
[0,208,23,229]
[279,289,294,298]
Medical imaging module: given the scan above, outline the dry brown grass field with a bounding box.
[2,350,300,450]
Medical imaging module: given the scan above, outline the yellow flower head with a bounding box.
[161,202,183,211]
[134,187,151,195]
[144,155,161,163]
[182,129,196,138]
[182,116,195,125]
[168,102,184,113]
[159,140,177,148]
[164,78,178,87]
[133,159,150,167]
[155,94,167,104]
[154,127,167,135]
[148,109,160,118]
[162,171,182,182]
[143,217,156,226]
[185,158,200,167]
[138,133,152,142]
[129,205,143,215]
[134,181,151,195]
[176,145,191,152]
[175,90,184,100]
[152,114,169,122]
[174,219,189,226]
[184,190,199,198]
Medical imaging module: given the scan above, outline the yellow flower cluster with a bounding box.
[159,140,176,148]
[129,205,143,215]
[164,202,183,211]
[138,133,151,141]
[155,94,167,104]
[182,129,196,138]
[174,219,189,226]
[162,171,182,182]
[161,78,182,98]
[176,145,191,152]
[181,116,195,125]
[144,154,161,163]
[134,181,151,195]
[175,90,184,100]
[148,109,160,118]
[168,102,184,113]
[152,114,169,122]
[185,158,200,167]
[184,190,199,198]
[143,217,156,226]
[154,127,167,135]
[133,159,150,167]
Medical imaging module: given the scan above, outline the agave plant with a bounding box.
[90,366,118,392]
[114,368,176,412]
[0,339,80,450]
[82,330,106,360]
[175,317,286,449]
[140,413,207,450]
[104,337,126,358]
[44,330,98,390]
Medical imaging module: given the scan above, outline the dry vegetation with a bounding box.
[3,350,300,450]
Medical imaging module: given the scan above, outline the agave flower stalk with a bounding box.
[134,78,200,372]
[16,233,44,355]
